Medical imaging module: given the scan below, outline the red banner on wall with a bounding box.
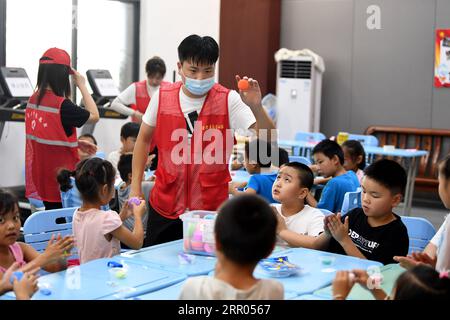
[435,29,450,88]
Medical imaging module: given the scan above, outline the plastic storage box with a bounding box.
[180,210,217,256]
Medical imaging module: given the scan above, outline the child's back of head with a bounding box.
[74,158,116,204]
[215,194,277,266]
[363,159,406,195]
[394,265,450,300]
[120,122,140,139]
[117,153,133,183]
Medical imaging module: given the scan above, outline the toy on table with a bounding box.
[258,256,300,277]
[9,271,23,284]
[238,79,249,91]
[178,252,196,265]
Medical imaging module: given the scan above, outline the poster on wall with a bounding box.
[435,29,450,88]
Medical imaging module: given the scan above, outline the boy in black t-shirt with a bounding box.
[305,159,409,265]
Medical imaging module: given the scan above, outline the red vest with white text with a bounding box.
[150,82,233,218]
[25,90,79,202]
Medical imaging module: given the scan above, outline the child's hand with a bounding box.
[273,207,287,235]
[0,262,20,294]
[394,251,436,269]
[119,200,133,221]
[351,269,370,289]
[132,199,146,218]
[327,213,349,243]
[43,234,74,262]
[235,75,262,109]
[332,271,355,300]
[13,268,39,300]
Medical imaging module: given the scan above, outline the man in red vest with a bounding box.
[130,35,276,246]
[110,56,168,123]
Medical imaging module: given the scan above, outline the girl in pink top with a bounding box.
[0,189,73,298]
[342,140,366,184]
[71,158,145,264]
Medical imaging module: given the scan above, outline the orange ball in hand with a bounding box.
[238,79,249,91]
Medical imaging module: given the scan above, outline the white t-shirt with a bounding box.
[179,276,284,300]
[142,87,256,132]
[107,150,121,178]
[272,204,325,246]
[110,82,159,116]
[430,214,449,248]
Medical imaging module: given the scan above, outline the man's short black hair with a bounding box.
[363,159,407,195]
[312,139,344,165]
[215,195,277,265]
[120,122,140,139]
[244,139,274,168]
[178,34,219,66]
[282,162,314,190]
[117,153,133,183]
[145,56,166,77]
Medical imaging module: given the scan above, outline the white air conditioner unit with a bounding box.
[276,56,323,140]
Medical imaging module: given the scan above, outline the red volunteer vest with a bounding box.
[25,90,79,202]
[150,82,234,219]
[130,80,170,123]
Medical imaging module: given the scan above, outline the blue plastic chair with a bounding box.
[294,131,326,157]
[347,134,379,147]
[341,189,362,215]
[288,155,312,166]
[400,216,436,254]
[319,208,334,216]
[23,207,77,252]
[294,131,326,143]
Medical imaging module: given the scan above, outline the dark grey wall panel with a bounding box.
[280,0,354,137]
[432,0,450,129]
[281,0,445,137]
[351,0,434,133]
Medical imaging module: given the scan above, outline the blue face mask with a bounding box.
[183,75,215,96]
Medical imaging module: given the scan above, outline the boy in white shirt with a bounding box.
[272,162,325,247]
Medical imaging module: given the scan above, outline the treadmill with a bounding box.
[82,69,127,135]
[0,67,33,140]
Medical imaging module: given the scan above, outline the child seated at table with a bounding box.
[306,159,409,265]
[271,162,325,247]
[179,194,284,299]
[71,158,145,263]
[229,139,279,203]
[332,265,450,300]
[309,139,360,212]
[0,189,73,279]
[394,154,450,272]
[342,140,366,184]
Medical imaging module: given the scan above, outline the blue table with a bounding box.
[133,280,186,300]
[1,256,186,300]
[311,263,405,300]
[254,248,382,296]
[278,139,317,157]
[121,239,217,276]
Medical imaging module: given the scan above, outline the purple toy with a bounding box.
[128,197,141,206]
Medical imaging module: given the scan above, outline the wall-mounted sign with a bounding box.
[435,29,450,87]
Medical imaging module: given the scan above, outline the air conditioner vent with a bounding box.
[280,60,312,79]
